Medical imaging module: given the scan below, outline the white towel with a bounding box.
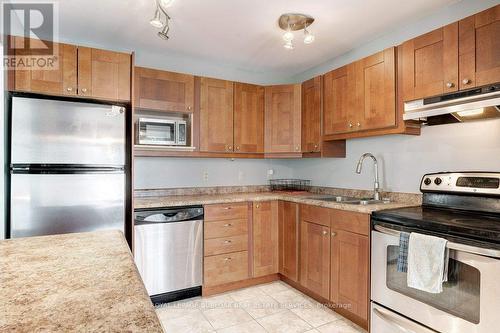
[407,233,449,294]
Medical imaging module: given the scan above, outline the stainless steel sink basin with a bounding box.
[347,199,390,205]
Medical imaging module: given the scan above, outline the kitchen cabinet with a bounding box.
[323,65,355,135]
[203,203,250,288]
[9,37,77,96]
[323,48,396,135]
[134,67,194,112]
[199,78,234,152]
[300,205,331,299]
[459,5,500,89]
[234,83,264,153]
[9,37,131,102]
[278,201,299,281]
[330,210,370,323]
[264,84,302,154]
[252,201,279,277]
[400,23,459,101]
[301,76,322,152]
[78,47,131,102]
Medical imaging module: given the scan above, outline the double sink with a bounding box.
[303,194,390,205]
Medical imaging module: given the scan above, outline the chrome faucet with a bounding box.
[355,153,381,201]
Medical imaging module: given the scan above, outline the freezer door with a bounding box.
[134,219,203,296]
[10,173,125,238]
[11,97,125,165]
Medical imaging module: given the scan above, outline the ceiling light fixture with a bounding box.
[150,0,172,40]
[278,13,315,50]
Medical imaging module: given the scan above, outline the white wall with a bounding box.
[288,120,500,194]
[134,158,294,189]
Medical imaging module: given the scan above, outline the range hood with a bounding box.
[404,83,500,126]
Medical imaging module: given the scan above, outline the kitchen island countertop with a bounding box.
[0,230,163,332]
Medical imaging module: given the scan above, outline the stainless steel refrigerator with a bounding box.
[9,96,127,238]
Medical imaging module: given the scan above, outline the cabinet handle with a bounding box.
[228,145,233,151]
[223,240,232,244]
[256,204,260,208]
[223,223,232,227]
[66,87,73,92]
[446,82,454,88]
[223,207,232,210]
[348,122,353,128]
[331,231,337,237]
[357,122,361,127]
[80,88,87,93]
[462,79,471,85]
[314,144,318,148]
[235,146,240,151]
[295,145,300,151]
[322,230,328,236]
[187,106,192,111]
[224,257,232,261]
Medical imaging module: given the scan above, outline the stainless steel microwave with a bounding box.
[137,117,187,146]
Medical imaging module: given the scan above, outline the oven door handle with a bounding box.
[374,225,500,259]
[373,307,433,333]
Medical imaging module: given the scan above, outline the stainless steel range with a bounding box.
[370,172,500,333]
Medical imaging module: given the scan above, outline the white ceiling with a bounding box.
[14,0,464,81]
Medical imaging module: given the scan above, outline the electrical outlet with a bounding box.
[267,169,274,178]
[202,171,209,182]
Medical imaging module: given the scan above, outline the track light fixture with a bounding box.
[278,13,315,50]
[150,0,172,40]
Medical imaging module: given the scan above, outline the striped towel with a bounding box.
[397,232,410,273]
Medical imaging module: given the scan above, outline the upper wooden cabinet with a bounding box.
[301,76,322,152]
[199,78,234,152]
[265,84,302,154]
[355,47,396,131]
[134,67,194,112]
[78,47,131,101]
[234,83,265,153]
[252,201,279,277]
[8,37,131,102]
[401,23,459,101]
[459,5,500,89]
[278,201,299,282]
[324,47,396,135]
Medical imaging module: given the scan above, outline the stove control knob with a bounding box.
[434,177,442,185]
[424,178,432,186]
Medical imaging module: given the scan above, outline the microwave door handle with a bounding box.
[373,307,430,333]
[374,225,500,259]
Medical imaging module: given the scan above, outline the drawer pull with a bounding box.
[322,230,328,236]
[331,231,337,237]
[224,257,232,261]
[223,240,232,244]
[224,207,232,210]
[223,223,233,227]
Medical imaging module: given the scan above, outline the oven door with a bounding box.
[371,228,500,333]
[138,118,177,145]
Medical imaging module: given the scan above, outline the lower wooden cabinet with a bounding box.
[300,221,330,299]
[252,201,279,277]
[330,210,370,322]
[204,251,249,287]
[278,201,299,281]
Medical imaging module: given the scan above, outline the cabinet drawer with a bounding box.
[204,218,248,239]
[205,203,248,221]
[204,251,249,286]
[330,209,370,235]
[204,234,248,256]
[301,204,331,227]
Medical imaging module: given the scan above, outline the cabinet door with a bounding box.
[401,23,458,101]
[278,201,299,281]
[264,84,301,153]
[78,47,131,101]
[234,83,264,153]
[199,78,234,152]
[253,201,278,277]
[134,67,194,112]
[323,65,356,135]
[331,230,369,321]
[459,5,500,89]
[301,76,321,152]
[11,37,77,96]
[355,47,396,131]
[300,221,330,299]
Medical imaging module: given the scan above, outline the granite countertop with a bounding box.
[0,230,163,332]
[134,191,419,214]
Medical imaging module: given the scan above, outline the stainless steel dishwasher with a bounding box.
[134,206,203,304]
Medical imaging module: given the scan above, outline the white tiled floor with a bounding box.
[155,281,367,333]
